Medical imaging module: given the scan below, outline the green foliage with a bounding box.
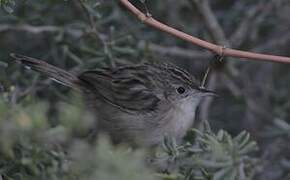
[154,128,258,180]
[0,96,157,180]
[0,0,15,13]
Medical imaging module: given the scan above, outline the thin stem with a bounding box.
[119,0,290,64]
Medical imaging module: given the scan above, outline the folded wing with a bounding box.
[78,65,160,111]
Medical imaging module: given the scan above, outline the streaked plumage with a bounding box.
[11,54,214,146]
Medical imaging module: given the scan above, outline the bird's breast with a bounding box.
[160,100,198,140]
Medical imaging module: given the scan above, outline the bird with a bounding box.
[11,53,215,147]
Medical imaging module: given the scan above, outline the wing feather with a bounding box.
[78,65,160,111]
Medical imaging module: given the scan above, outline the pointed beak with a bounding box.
[197,87,218,97]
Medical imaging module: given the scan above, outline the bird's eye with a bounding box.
[176,87,185,94]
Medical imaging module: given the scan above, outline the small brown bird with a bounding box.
[11,54,215,146]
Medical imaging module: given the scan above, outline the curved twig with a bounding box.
[119,0,290,64]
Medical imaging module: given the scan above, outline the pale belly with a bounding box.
[166,103,197,139]
[147,101,198,145]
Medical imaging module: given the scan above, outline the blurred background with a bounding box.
[0,0,290,180]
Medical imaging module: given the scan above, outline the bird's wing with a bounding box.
[78,65,160,111]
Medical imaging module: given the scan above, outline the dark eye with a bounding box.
[177,87,185,94]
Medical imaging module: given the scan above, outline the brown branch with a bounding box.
[189,0,241,78]
[119,0,290,64]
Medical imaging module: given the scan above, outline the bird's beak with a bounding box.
[197,87,218,97]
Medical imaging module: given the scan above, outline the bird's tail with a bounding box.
[10,53,80,89]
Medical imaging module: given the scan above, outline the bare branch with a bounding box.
[119,0,290,64]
